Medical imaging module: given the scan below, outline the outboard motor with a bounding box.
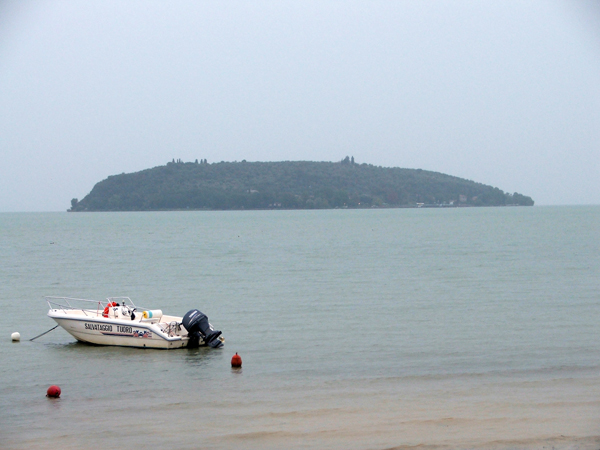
[182,309,223,348]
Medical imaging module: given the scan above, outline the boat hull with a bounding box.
[48,311,190,350]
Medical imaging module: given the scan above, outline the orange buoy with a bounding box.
[231,352,242,368]
[46,385,61,398]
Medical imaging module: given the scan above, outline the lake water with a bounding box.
[1,206,600,449]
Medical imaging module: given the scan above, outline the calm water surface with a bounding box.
[1,207,599,449]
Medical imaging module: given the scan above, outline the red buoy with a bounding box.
[231,352,242,368]
[46,385,61,398]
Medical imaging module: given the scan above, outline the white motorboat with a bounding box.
[46,296,224,349]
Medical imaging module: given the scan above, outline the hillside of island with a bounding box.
[68,158,534,211]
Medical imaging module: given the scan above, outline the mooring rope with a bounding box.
[29,325,59,341]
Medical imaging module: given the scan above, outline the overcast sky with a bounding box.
[1,0,598,211]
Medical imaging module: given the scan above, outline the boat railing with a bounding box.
[45,296,161,321]
[45,296,149,317]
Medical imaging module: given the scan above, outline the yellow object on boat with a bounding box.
[143,310,162,319]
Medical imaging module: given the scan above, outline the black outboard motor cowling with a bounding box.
[182,309,222,348]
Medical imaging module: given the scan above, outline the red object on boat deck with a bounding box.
[46,385,61,398]
[102,301,118,318]
[231,352,242,368]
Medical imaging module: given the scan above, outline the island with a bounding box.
[68,158,534,211]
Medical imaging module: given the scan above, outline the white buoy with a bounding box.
[11,332,21,342]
